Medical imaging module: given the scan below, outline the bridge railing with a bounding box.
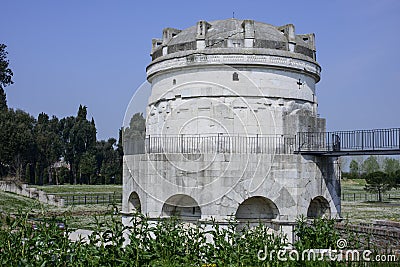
[124,134,295,155]
[296,128,400,153]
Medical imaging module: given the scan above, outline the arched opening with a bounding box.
[162,194,201,220]
[307,196,331,219]
[128,192,141,213]
[235,196,279,221]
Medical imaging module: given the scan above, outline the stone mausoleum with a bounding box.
[122,18,341,239]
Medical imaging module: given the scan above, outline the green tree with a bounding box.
[79,152,97,184]
[72,106,96,184]
[383,157,400,175]
[60,105,97,184]
[60,116,76,184]
[56,165,70,185]
[95,138,120,184]
[0,109,35,179]
[34,113,63,184]
[25,163,32,183]
[34,162,40,185]
[349,159,360,178]
[116,128,124,183]
[0,44,14,111]
[361,155,380,175]
[364,171,394,202]
[393,169,400,189]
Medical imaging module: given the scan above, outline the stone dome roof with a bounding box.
[167,19,286,46]
[150,18,317,64]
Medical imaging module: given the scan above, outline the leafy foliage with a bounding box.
[34,113,63,184]
[2,211,394,266]
[343,157,400,192]
[0,44,14,111]
[60,105,97,184]
[0,210,287,266]
[394,169,400,189]
[1,105,123,185]
[364,171,394,202]
[349,159,359,176]
[383,158,400,176]
[0,109,35,178]
[361,156,380,174]
[294,216,340,252]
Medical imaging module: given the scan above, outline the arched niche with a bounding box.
[235,196,279,220]
[128,191,141,213]
[161,194,201,220]
[307,196,331,219]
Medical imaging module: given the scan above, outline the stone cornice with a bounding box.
[147,52,321,82]
[149,48,318,65]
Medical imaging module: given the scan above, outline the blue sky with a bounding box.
[1,0,399,140]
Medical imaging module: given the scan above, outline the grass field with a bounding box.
[0,190,120,230]
[341,200,400,223]
[34,184,122,196]
[0,190,42,214]
[341,178,400,223]
[341,178,367,194]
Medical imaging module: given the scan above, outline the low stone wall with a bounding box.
[336,221,400,252]
[0,181,64,207]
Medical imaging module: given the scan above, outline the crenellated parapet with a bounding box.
[150,19,317,62]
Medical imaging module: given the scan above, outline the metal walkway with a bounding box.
[294,128,400,156]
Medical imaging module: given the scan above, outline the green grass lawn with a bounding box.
[341,178,368,194]
[341,178,400,223]
[0,191,42,214]
[0,190,121,230]
[33,184,122,196]
[341,200,400,223]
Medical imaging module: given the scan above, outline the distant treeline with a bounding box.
[342,156,400,181]
[0,104,126,185]
[0,44,128,185]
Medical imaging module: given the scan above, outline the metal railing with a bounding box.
[341,192,400,202]
[124,134,295,155]
[124,128,400,156]
[296,128,400,154]
[63,194,122,205]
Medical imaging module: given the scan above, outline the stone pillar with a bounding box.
[299,33,316,60]
[242,20,255,48]
[162,27,181,56]
[151,38,162,56]
[279,24,296,52]
[196,20,210,50]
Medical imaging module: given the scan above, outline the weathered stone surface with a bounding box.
[123,19,340,240]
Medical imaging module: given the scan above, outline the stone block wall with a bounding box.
[0,181,64,207]
[122,153,340,222]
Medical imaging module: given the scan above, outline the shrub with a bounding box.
[1,210,399,266]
